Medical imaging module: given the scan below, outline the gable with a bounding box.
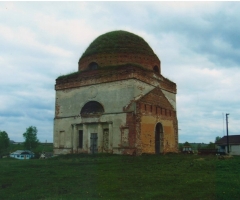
[137,87,174,110]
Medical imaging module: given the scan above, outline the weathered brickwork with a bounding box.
[56,65,176,94]
[53,30,178,155]
[79,53,161,73]
[133,86,178,154]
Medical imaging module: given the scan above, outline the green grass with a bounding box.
[0,154,240,200]
[80,30,156,59]
[57,71,80,80]
[56,63,152,80]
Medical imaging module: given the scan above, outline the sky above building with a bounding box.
[0,2,239,143]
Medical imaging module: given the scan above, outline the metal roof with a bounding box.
[215,135,240,145]
[10,150,35,155]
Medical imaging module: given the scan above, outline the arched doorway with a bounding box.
[80,101,104,154]
[155,123,163,154]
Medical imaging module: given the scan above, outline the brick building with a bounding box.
[54,30,178,155]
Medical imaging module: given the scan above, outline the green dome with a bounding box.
[80,30,157,60]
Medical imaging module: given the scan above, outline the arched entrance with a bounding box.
[80,101,104,154]
[155,123,163,154]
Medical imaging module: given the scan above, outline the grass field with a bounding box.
[0,154,240,200]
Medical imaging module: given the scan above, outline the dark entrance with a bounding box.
[90,133,98,154]
[155,123,163,154]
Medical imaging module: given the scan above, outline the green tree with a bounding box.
[178,143,183,151]
[0,130,10,156]
[197,143,202,150]
[215,136,221,142]
[183,141,191,146]
[23,126,39,150]
[206,142,216,149]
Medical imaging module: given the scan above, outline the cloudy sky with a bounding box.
[1,2,240,143]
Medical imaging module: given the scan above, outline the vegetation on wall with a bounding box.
[57,71,80,80]
[57,63,153,80]
[80,30,157,60]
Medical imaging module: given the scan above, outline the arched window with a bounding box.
[80,101,104,116]
[153,65,159,73]
[88,62,99,70]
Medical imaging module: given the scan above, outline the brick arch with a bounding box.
[88,62,99,70]
[80,101,104,116]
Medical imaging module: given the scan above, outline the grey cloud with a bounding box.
[1,2,240,144]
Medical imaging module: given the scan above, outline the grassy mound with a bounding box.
[80,30,157,59]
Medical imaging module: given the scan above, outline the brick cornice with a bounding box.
[55,65,176,94]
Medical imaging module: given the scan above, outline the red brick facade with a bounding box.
[79,53,161,73]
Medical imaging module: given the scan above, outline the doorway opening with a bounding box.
[90,133,98,154]
[155,123,163,154]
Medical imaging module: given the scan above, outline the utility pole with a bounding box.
[226,113,229,154]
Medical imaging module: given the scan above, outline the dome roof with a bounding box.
[80,30,157,59]
[78,30,161,73]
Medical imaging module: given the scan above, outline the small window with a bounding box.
[59,131,65,147]
[88,62,99,70]
[153,65,159,73]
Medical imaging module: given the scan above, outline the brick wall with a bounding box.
[56,65,176,94]
[78,52,161,73]
[136,86,178,154]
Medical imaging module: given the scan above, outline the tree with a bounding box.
[0,131,10,156]
[206,142,216,149]
[23,126,39,150]
[183,141,191,146]
[215,136,221,142]
[197,143,202,150]
[178,143,183,151]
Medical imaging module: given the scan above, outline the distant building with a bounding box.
[10,150,35,159]
[215,135,240,155]
[39,152,53,159]
[54,30,178,155]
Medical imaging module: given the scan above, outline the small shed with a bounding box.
[215,135,240,155]
[39,152,53,159]
[10,150,35,159]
